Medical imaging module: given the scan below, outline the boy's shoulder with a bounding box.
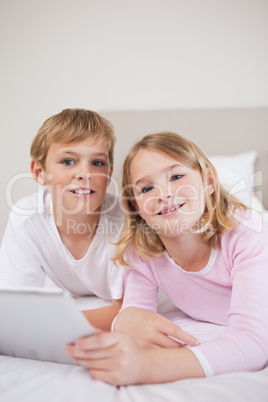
[9,188,51,227]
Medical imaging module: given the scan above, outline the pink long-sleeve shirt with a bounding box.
[121,210,268,375]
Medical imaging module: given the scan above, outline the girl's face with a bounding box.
[130,149,211,238]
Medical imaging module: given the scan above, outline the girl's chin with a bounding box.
[151,222,200,237]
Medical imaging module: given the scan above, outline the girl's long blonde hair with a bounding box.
[114,132,246,267]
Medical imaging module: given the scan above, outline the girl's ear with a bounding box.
[130,199,146,220]
[31,160,46,186]
[130,199,138,210]
[130,198,144,216]
[207,166,216,195]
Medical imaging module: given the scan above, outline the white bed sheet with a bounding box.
[0,293,268,402]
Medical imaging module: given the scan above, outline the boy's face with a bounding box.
[32,137,112,219]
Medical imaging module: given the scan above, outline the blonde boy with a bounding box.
[0,109,124,330]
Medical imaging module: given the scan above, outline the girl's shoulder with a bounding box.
[221,208,268,253]
[232,208,264,234]
[124,245,166,273]
[124,245,142,267]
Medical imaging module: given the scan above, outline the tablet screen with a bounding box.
[0,287,95,364]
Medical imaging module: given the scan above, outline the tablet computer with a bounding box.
[0,287,95,365]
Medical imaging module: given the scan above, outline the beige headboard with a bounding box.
[102,108,268,210]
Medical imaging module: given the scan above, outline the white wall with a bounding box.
[0,0,268,240]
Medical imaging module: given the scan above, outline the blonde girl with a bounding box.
[66,132,268,386]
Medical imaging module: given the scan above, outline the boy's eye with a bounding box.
[92,160,104,167]
[62,159,75,166]
[171,174,182,181]
[142,185,154,194]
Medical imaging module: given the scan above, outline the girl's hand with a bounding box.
[114,307,200,348]
[65,329,204,385]
[65,330,148,386]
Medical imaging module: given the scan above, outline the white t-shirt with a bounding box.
[0,189,125,300]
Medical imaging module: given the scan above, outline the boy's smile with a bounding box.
[32,137,112,222]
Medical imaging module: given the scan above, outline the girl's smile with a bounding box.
[157,202,186,216]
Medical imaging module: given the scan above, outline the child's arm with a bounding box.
[82,298,123,331]
[115,306,200,348]
[65,329,204,386]
[114,261,199,348]
[114,216,268,376]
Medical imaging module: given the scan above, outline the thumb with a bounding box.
[92,326,103,334]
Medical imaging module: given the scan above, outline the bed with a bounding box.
[1,108,268,401]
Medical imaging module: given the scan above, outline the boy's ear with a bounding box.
[207,166,215,195]
[31,160,46,186]
[108,165,113,184]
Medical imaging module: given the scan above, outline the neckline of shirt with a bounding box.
[45,190,106,263]
[164,247,218,276]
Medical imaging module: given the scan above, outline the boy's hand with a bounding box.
[114,307,200,348]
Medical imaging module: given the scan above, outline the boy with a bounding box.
[0,108,125,330]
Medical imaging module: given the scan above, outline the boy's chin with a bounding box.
[55,203,102,218]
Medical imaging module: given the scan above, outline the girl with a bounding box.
[66,132,268,385]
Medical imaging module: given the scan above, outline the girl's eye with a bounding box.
[142,185,154,194]
[171,174,182,181]
[92,160,104,167]
[62,159,75,166]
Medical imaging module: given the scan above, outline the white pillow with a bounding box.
[208,151,263,212]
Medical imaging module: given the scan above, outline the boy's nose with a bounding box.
[75,169,92,180]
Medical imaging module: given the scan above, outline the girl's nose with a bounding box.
[158,190,172,202]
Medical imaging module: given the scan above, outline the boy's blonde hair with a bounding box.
[30,108,115,168]
[114,132,246,266]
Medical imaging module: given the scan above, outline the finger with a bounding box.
[154,333,182,348]
[143,332,181,349]
[152,314,199,346]
[65,344,115,360]
[166,325,200,346]
[90,369,123,386]
[91,326,103,334]
[74,331,122,350]
[72,356,111,370]
[153,315,199,345]
[89,369,111,384]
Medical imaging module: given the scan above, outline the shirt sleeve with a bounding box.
[0,211,46,287]
[109,262,124,300]
[190,215,268,375]
[121,249,159,313]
